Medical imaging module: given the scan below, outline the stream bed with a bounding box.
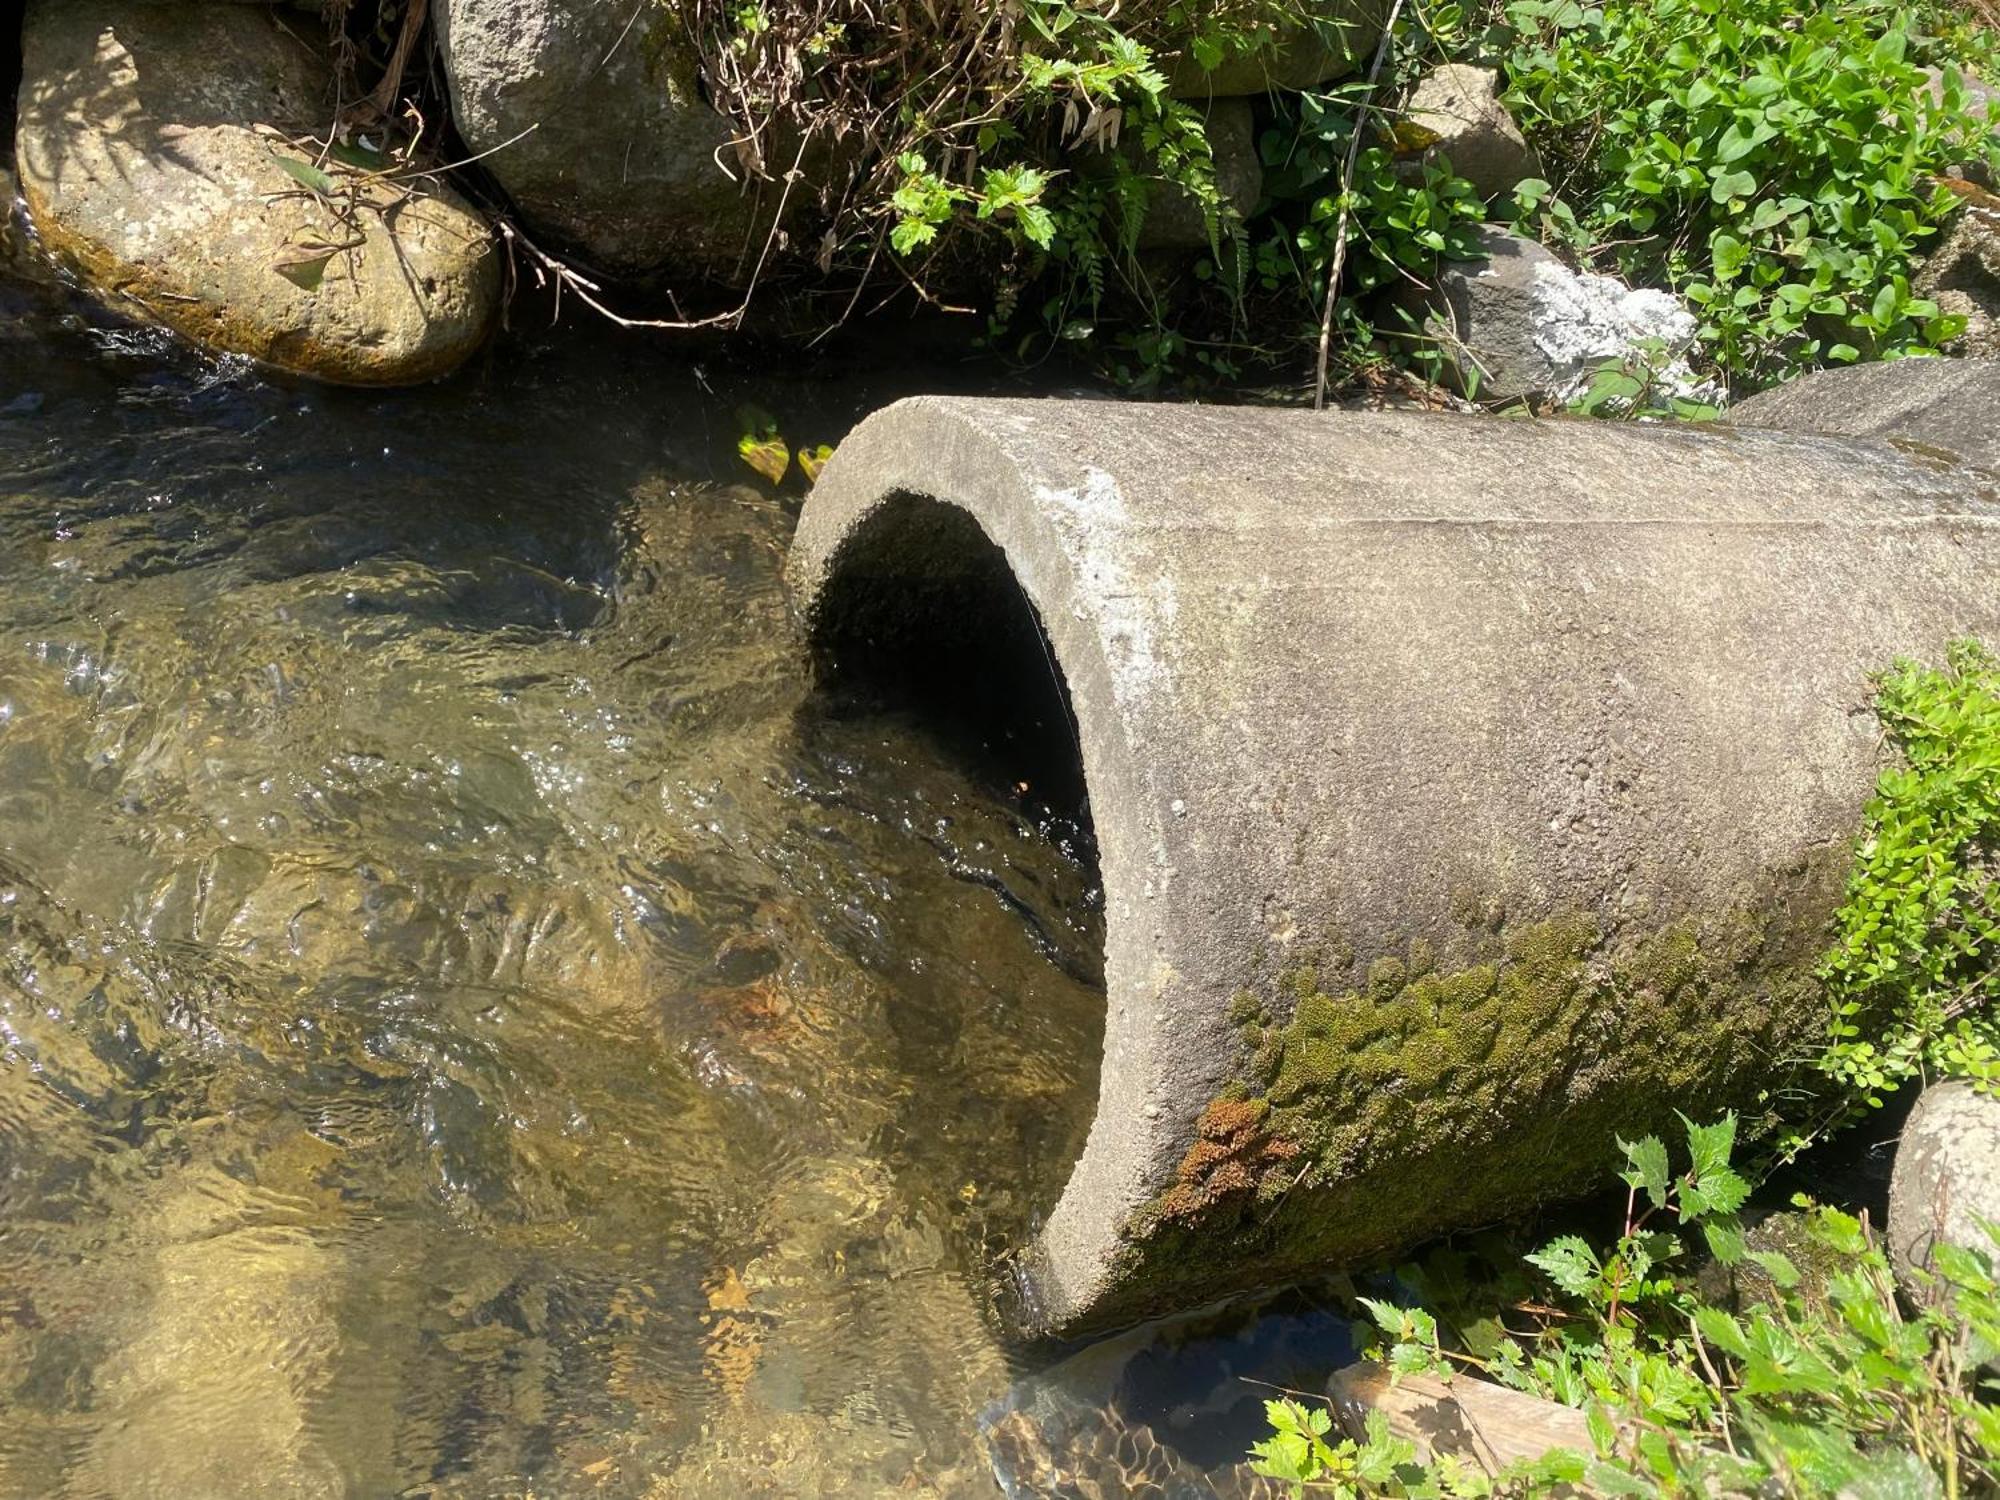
[0,293,1115,1498]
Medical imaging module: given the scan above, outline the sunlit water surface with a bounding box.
[0,298,1106,1499]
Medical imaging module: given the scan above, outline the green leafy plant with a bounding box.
[1243,63,1489,390]
[1263,1118,2000,1496]
[1500,0,1998,388]
[677,0,1293,336]
[1819,639,2000,1111]
[1251,1400,1422,1498]
[1567,340,1722,420]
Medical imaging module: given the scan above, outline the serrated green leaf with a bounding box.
[1747,1249,1801,1289]
[1695,1305,1752,1359]
[1703,1216,1748,1266]
[1620,1134,1672,1208]
[1527,1236,1603,1299]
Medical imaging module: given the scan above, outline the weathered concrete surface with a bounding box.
[15,1,499,385]
[1889,1080,2000,1296]
[1731,357,2000,471]
[788,397,2000,1334]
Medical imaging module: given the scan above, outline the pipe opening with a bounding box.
[805,492,1094,841]
[802,490,1111,1317]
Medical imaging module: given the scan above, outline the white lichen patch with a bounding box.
[1528,261,1722,409]
[1034,467,1178,705]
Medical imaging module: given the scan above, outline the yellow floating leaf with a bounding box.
[737,432,791,484]
[795,444,835,484]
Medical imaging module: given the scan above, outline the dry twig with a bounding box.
[1313,0,1408,411]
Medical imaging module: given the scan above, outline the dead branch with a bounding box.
[1314,0,1408,411]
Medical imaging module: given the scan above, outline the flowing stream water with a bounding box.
[0,290,1111,1498]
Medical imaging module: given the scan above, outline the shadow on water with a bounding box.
[0,291,1113,1497]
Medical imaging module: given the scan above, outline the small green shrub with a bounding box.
[1500,0,1998,388]
[681,0,1288,319]
[1247,82,1489,384]
[1820,639,2000,1110]
[1254,1120,2000,1497]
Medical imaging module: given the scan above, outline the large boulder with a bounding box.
[434,0,776,280]
[1889,1081,2000,1297]
[1402,64,1539,204]
[1164,2,1386,97]
[14,1,499,385]
[1729,356,2000,471]
[1421,225,1707,405]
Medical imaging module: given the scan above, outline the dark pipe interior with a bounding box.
[807,494,1094,839]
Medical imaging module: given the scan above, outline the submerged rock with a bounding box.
[1889,1080,2000,1300]
[1402,64,1539,204]
[1422,224,1710,405]
[435,0,779,281]
[982,1298,1355,1499]
[15,1,499,385]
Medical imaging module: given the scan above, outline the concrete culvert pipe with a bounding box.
[785,396,2000,1337]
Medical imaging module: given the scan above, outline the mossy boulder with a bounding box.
[15,1,499,385]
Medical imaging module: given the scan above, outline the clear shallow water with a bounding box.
[0,294,1106,1498]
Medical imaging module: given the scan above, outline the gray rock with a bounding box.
[1915,201,2000,359]
[788,395,2000,1334]
[1423,224,1706,404]
[1889,1081,2000,1298]
[1164,2,1386,97]
[435,0,777,280]
[15,1,499,385]
[1134,98,1262,253]
[1729,356,2000,471]
[1403,64,1539,203]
